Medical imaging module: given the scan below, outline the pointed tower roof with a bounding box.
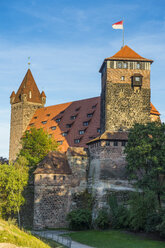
[105,45,153,62]
[13,69,43,104]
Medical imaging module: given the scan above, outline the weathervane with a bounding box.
[28,57,31,68]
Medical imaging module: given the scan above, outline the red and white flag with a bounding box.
[112,20,123,30]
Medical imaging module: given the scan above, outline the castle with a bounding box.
[9,45,160,229]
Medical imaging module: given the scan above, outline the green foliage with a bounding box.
[73,190,94,210]
[157,213,165,237]
[128,192,157,231]
[108,195,129,229]
[145,212,162,233]
[0,156,29,225]
[95,209,110,230]
[67,208,92,230]
[124,122,165,207]
[19,128,58,169]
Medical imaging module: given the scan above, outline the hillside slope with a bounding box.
[0,219,59,248]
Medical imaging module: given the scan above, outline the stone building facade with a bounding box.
[9,45,160,229]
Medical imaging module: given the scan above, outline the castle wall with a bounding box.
[33,148,89,229]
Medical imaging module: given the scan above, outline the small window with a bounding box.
[135,76,140,81]
[63,176,65,181]
[114,141,118,146]
[54,175,56,180]
[56,118,61,123]
[29,123,34,126]
[79,130,85,135]
[42,121,47,124]
[51,126,56,130]
[66,123,72,128]
[136,62,141,69]
[34,116,37,119]
[75,107,80,111]
[117,61,122,69]
[62,132,68,136]
[121,76,125,81]
[121,141,127,147]
[70,115,77,120]
[87,113,93,118]
[74,139,80,144]
[106,141,110,146]
[92,104,97,109]
[83,121,89,126]
[46,113,50,116]
[97,128,101,133]
[57,140,63,145]
[123,62,128,69]
[29,91,32,99]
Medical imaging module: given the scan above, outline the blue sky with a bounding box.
[0,0,165,158]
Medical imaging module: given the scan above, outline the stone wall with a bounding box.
[33,147,89,229]
[9,101,42,161]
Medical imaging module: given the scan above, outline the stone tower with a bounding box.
[9,69,46,161]
[100,45,153,133]
[87,46,154,212]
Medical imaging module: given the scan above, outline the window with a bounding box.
[121,76,125,81]
[87,113,93,118]
[135,76,140,81]
[42,121,47,124]
[75,107,80,111]
[79,130,85,135]
[83,121,89,126]
[62,132,68,136]
[56,118,61,123]
[123,62,128,69]
[121,141,126,146]
[136,62,141,69]
[63,176,65,181]
[54,175,56,180]
[117,61,122,68]
[57,140,63,145]
[114,141,118,146]
[51,126,56,130]
[29,91,32,99]
[70,115,77,120]
[46,113,50,116]
[66,123,72,128]
[74,139,80,144]
[29,123,34,126]
[92,104,97,109]
[97,128,101,133]
[34,116,37,119]
[106,141,110,146]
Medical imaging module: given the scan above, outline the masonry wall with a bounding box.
[9,101,42,161]
[33,148,89,229]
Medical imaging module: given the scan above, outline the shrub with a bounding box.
[95,209,109,230]
[67,208,92,230]
[145,212,162,233]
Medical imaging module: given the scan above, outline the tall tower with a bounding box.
[9,69,46,161]
[100,45,153,133]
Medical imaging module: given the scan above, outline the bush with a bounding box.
[95,209,109,230]
[145,212,162,233]
[109,195,129,229]
[67,208,92,230]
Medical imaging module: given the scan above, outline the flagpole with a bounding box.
[122,19,124,47]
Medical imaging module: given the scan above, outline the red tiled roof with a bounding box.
[105,45,153,62]
[150,103,160,115]
[27,96,160,152]
[13,69,43,104]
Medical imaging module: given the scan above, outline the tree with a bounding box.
[19,128,59,169]
[0,156,29,226]
[124,122,165,207]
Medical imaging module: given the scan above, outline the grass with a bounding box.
[0,218,63,248]
[67,230,165,248]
